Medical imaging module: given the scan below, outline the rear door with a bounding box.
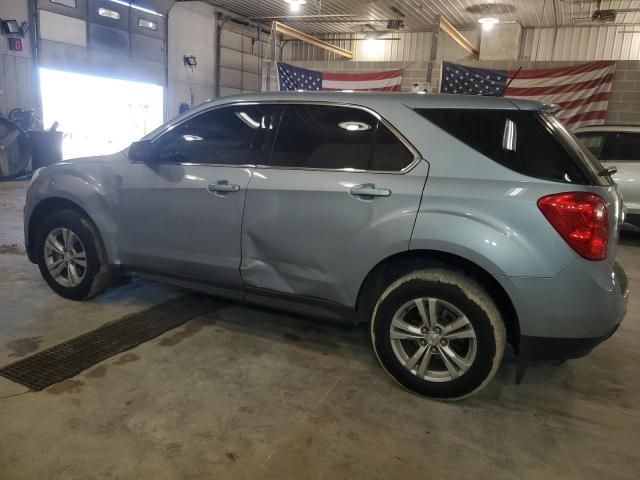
[240,103,428,308]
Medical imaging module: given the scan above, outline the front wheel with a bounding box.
[35,209,111,300]
[371,269,505,400]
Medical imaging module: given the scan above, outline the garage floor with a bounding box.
[1,180,639,480]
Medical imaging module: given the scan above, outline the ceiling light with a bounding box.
[284,0,306,12]
[363,38,384,57]
[478,17,499,30]
[339,121,371,132]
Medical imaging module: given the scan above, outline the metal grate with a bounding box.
[0,295,220,390]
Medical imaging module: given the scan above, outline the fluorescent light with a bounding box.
[339,121,371,132]
[502,119,517,151]
[284,0,306,13]
[363,38,385,58]
[479,17,499,31]
[182,135,203,142]
[98,7,120,20]
[109,0,163,17]
[139,18,157,31]
[235,111,261,129]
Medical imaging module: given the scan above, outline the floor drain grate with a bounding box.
[0,295,220,390]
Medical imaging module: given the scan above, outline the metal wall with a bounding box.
[522,26,640,61]
[281,29,479,63]
[0,54,38,116]
[167,1,216,117]
[37,0,168,84]
[282,25,640,63]
[282,31,433,62]
[0,0,38,115]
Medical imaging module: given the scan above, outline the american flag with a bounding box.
[441,61,616,129]
[277,62,403,92]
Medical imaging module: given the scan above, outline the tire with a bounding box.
[371,269,505,400]
[35,209,111,300]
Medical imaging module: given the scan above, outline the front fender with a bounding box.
[25,158,125,264]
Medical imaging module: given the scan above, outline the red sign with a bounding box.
[8,38,22,52]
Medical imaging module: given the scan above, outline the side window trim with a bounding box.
[140,100,421,172]
[261,101,421,174]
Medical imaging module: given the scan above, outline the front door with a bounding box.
[241,103,428,307]
[118,104,275,284]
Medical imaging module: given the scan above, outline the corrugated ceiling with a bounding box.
[191,0,640,33]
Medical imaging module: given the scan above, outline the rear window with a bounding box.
[416,108,597,184]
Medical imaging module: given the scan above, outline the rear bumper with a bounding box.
[499,259,629,340]
[521,323,620,361]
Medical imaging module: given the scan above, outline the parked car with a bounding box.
[24,93,629,399]
[574,125,640,228]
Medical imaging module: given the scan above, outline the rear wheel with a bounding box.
[36,210,111,300]
[371,269,505,400]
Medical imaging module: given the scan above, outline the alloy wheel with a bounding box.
[389,297,477,382]
[43,227,87,288]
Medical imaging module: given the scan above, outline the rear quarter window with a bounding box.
[416,108,592,184]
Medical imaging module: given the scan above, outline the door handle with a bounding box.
[207,180,240,196]
[350,184,392,199]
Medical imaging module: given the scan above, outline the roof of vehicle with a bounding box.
[203,91,544,111]
[574,124,640,133]
[142,92,545,141]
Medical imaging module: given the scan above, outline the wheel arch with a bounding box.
[27,197,108,266]
[356,249,520,350]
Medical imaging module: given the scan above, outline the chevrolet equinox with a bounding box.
[24,92,629,399]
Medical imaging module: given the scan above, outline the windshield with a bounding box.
[540,113,613,186]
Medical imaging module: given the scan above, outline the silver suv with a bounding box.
[24,93,629,399]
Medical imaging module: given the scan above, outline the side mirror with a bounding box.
[128,140,153,162]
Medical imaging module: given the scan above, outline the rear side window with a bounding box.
[270,104,414,171]
[602,132,640,161]
[416,108,590,184]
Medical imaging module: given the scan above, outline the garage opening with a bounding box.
[39,68,164,160]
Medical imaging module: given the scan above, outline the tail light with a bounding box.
[537,192,608,261]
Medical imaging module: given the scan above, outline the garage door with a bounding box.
[37,0,173,85]
[219,28,262,96]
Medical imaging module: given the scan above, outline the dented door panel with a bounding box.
[240,161,429,307]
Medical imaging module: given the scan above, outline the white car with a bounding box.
[575,125,640,227]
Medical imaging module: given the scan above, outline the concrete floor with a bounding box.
[1,180,639,480]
